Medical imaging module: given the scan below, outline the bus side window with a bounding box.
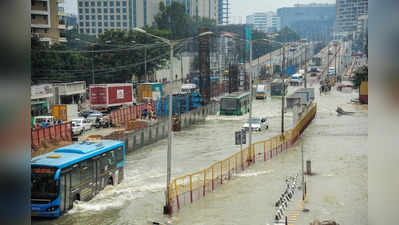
[115,147,124,163]
[71,165,80,188]
[107,151,116,167]
[80,161,92,182]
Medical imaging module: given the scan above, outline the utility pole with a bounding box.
[144,46,147,82]
[304,44,307,88]
[301,140,305,200]
[281,44,286,134]
[249,40,253,160]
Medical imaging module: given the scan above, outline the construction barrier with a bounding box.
[167,104,317,215]
[110,102,155,126]
[31,122,72,150]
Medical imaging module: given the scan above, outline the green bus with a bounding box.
[220,92,250,115]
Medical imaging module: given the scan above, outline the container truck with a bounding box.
[52,104,79,122]
[359,81,368,104]
[136,83,163,102]
[90,83,134,111]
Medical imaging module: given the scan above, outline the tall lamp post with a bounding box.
[133,28,212,214]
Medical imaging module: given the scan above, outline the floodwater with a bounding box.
[32,80,367,225]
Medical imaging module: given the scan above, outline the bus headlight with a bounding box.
[46,206,59,212]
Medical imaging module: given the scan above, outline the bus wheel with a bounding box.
[73,194,80,202]
[107,177,114,186]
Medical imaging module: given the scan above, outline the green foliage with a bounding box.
[154,1,216,40]
[352,65,368,89]
[275,27,301,43]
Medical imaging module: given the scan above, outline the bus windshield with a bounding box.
[31,167,58,200]
[221,99,237,110]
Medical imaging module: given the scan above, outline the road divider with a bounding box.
[167,104,317,215]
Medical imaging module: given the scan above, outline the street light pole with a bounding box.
[249,40,253,161]
[281,45,286,134]
[144,46,147,82]
[166,42,173,213]
[304,44,307,88]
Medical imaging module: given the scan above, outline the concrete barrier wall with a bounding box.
[121,102,219,153]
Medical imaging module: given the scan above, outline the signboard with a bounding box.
[235,130,246,145]
[117,89,124,99]
[245,26,252,53]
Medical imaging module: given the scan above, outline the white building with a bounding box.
[246,12,280,33]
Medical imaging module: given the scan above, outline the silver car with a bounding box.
[242,117,269,131]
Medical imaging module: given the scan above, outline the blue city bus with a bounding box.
[31,139,125,217]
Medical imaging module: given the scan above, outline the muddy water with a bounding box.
[32,80,366,225]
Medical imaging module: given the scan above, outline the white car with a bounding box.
[71,118,92,132]
[72,122,84,136]
[242,118,269,131]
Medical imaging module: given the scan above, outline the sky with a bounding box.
[64,0,335,23]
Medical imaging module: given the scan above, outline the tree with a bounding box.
[351,65,368,89]
[275,27,301,43]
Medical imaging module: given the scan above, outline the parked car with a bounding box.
[86,113,104,123]
[71,122,84,136]
[242,117,269,131]
[71,118,92,131]
[79,110,103,118]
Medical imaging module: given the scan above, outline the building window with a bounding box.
[98,15,102,20]
[116,1,120,6]
[110,15,114,20]
[79,1,83,7]
[104,22,108,26]
[123,15,127,20]
[85,8,89,13]
[90,1,95,6]
[116,8,120,13]
[123,8,127,13]
[111,22,115,27]
[91,15,95,20]
[110,8,114,13]
[98,22,102,27]
[80,22,84,26]
[92,28,96,33]
[103,1,107,6]
[86,28,90,33]
[104,15,108,20]
[116,15,120,20]
[104,8,108,13]
[122,1,127,6]
[79,8,83,14]
[91,8,95,13]
[110,1,114,6]
[117,22,121,27]
[92,22,96,26]
[86,15,89,20]
[99,28,103,33]
[85,2,89,7]
[123,22,127,27]
[97,1,101,6]
[80,28,84,33]
[86,22,90,26]
[98,8,102,13]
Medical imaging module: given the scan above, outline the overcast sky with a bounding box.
[64,0,335,23]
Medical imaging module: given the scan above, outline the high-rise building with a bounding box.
[78,0,219,36]
[277,3,336,41]
[218,0,230,24]
[172,0,219,22]
[336,0,368,38]
[246,12,280,33]
[31,0,67,44]
[77,0,163,36]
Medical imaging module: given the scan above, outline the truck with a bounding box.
[359,81,368,104]
[136,82,163,102]
[52,104,79,122]
[271,79,288,96]
[90,83,134,111]
[255,84,267,99]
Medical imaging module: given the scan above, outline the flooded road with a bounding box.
[32,79,367,225]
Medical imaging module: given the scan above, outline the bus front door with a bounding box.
[60,172,72,213]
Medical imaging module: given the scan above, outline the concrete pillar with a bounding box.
[306,160,311,175]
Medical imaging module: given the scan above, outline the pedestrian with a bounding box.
[41,120,47,128]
